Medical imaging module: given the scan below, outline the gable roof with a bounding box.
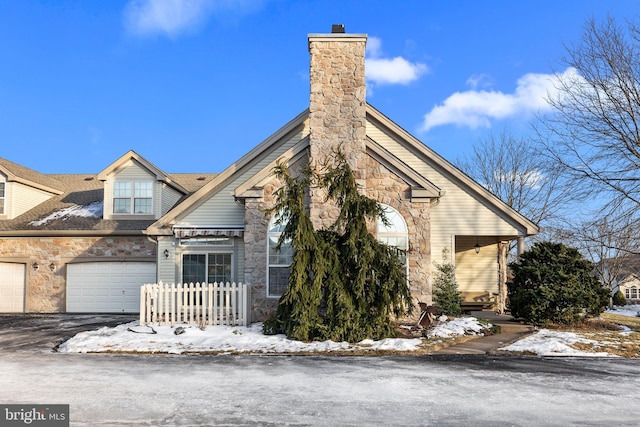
[0,158,64,195]
[365,104,539,236]
[0,158,216,236]
[146,104,539,237]
[98,150,189,194]
[146,109,310,235]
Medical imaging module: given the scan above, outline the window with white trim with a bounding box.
[628,286,638,299]
[113,181,153,214]
[377,204,409,269]
[267,213,293,297]
[182,253,233,284]
[0,182,4,215]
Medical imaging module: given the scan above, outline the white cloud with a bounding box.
[466,73,493,89]
[123,0,263,38]
[421,67,577,132]
[366,36,383,57]
[366,36,427,86]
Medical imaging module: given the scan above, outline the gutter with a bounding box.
[0,230,148,237]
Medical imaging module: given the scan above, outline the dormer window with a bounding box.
[113,181,153,214]
[0,182,5,215]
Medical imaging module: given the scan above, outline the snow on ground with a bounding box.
[607,304,640,317]
[499,329,613,357]
[425,315,490,338]
[58,322,423,354]
[58,317,490,355]
[499,304,640,357]
[58,310,636,357]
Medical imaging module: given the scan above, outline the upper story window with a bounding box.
[113,181,153,214]
[0,182,4,215]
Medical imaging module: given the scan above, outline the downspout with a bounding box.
[516,236,526,262]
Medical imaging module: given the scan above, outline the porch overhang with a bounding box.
[172,226,245,239]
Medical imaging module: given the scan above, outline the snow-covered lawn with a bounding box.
[57,306,640,357]
[499,304,640,357]
[607,304,640,317]
[58,317,489,355]
[499,329,613,357]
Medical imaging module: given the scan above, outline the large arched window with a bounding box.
[377,205,409,268]
[267,213,293,298]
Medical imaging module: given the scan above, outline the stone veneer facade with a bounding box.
[0,236,155,312]
[365,156,431,305]
[308,33,368,230]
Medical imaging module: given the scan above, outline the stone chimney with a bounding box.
[308,25,368,228]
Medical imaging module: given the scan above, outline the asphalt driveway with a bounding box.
[0,313,137,353]
[1,314,640,426]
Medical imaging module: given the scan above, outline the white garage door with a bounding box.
[67,262,156,313]
[0,262,25,312]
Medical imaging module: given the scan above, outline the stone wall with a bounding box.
[0,236,155,312]
[243,172,290,321]
[365,156,432,310]
[308,34,368,230]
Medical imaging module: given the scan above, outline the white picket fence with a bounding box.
[139,282,251,327]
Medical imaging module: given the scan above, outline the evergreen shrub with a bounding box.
[507,241,610,326]
[266,152,413,343]
[432,254,463,317]
[612,290,627,306]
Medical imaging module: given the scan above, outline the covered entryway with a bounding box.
[66,262,156,313]
[0,262,26,312]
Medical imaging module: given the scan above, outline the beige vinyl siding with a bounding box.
[181,191,246,225]
[160,184,182,216]
[455,237,498,294]
[114,162,156,180]
[9,182,54,219]
[0,175,5,217]
[366,120,524,258]
[180,122,309,226]
[235,238,245,283]
[156,236,176,284]
[103,181,114,219]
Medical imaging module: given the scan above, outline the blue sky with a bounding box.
[0,0,637,174]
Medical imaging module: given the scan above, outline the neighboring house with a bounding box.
[0,27,538,318]
[618,275,640,304]
[0,154,215,313]
[598,256,640,304]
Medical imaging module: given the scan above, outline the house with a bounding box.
[618,275,640,304]
[0,26,538,318]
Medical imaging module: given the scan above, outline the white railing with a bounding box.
[140,282,251,327]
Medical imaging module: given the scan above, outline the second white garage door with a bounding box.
[67,262,156,313]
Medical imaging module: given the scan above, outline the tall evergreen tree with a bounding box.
[266,152,413,342]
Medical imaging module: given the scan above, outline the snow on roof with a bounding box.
[29,201,103,226]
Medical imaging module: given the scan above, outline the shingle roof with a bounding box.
[0,158,64,193]
[0,166,217,234]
